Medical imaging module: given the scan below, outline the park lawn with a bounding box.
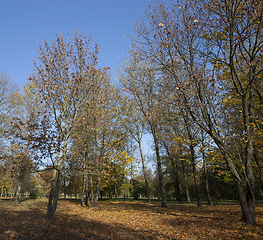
[0,198,263,239]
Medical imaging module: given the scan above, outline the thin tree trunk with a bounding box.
[173,157,181,201]
[1,184,4,197]
[189,142,201,208]
[81,170,87,206]
[63,174,66,199]
[138,140,151,202]
[182,160,191,202]
[203,154,213,206]
[92,128,101,208]
[150,123,167,207]
[163,141,181,201]
[14,183,21,203]
[114,181,118,201]
[123,185,126,201]
[85,174,89,206]
[90,172,94,205]
[243,93,256,225]
[184,115,201,208]
[254,150,263,196]
[201,132,213,206]
[11,181,14,197]
[92,165,101,208]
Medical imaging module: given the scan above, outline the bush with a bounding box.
[29,189,44,199]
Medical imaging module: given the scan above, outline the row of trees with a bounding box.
[0,0,262,225]
[118,0,262,225]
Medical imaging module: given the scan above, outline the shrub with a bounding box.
[29,189,44,199]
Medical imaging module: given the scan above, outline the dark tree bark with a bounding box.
[162,140,181,201]
[150,123,167,208]
[138,140,151,202]
[189,142,201,208]
[1,184,4,198]
[63,174,67,199]
[203,153,213,206]
[92,163,102,208]
[183,115,201,208]
[90,171,94,206]
[85,174,89,206]
[201,132,213,206]
[81,169,87,206]
[182,160,191,202]
[254,149,263,196]
[46,169,61,219]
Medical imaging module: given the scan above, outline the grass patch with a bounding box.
[0,197,263,239]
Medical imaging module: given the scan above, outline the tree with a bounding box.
[28,30,102,218]
[130,0,262,224]
[120,55,167,207]
[102,151,134,201]
[203,0,263,225]
[120,97,151,202]
[0,72,20,134]
[7,147,33,203]
[0,72,23,200]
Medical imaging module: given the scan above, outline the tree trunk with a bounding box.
[138,140,151,202]
[92,130,101,208]
[124,185,126,201]
[182,160,191,202]
[254,150,263,196]
[81,170,87,206]
[163,141,181,201]
[90,172,94,206]
[14,183,21,203]
[1,184,4,197]
[173,157,181,201]
[189,95,256,223]
[63,174,66,199]
[204,156,213,206]
[189,142,201,208]
[85,174,89,206]
[201,134,213,206]
[216,138,255,225]
[182,157,191,202]
[92,166,101,208]
[183,115,201,208]
[243,94,256,225]
[46,136,68,219]
[150,123,167,207]
[114,181,118,201]
[46,169,61,219]
[11,181,14,197]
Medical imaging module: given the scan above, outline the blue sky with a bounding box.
[1,0,161,161]
[1,0,162,89]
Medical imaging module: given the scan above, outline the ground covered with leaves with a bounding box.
[0,198,263,239]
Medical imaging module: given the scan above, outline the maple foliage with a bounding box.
[0,198,263,239]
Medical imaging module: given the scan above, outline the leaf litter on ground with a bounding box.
[0,198,263,239]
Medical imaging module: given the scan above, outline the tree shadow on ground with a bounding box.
[1,199,262,240]
[0,204,164,240]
